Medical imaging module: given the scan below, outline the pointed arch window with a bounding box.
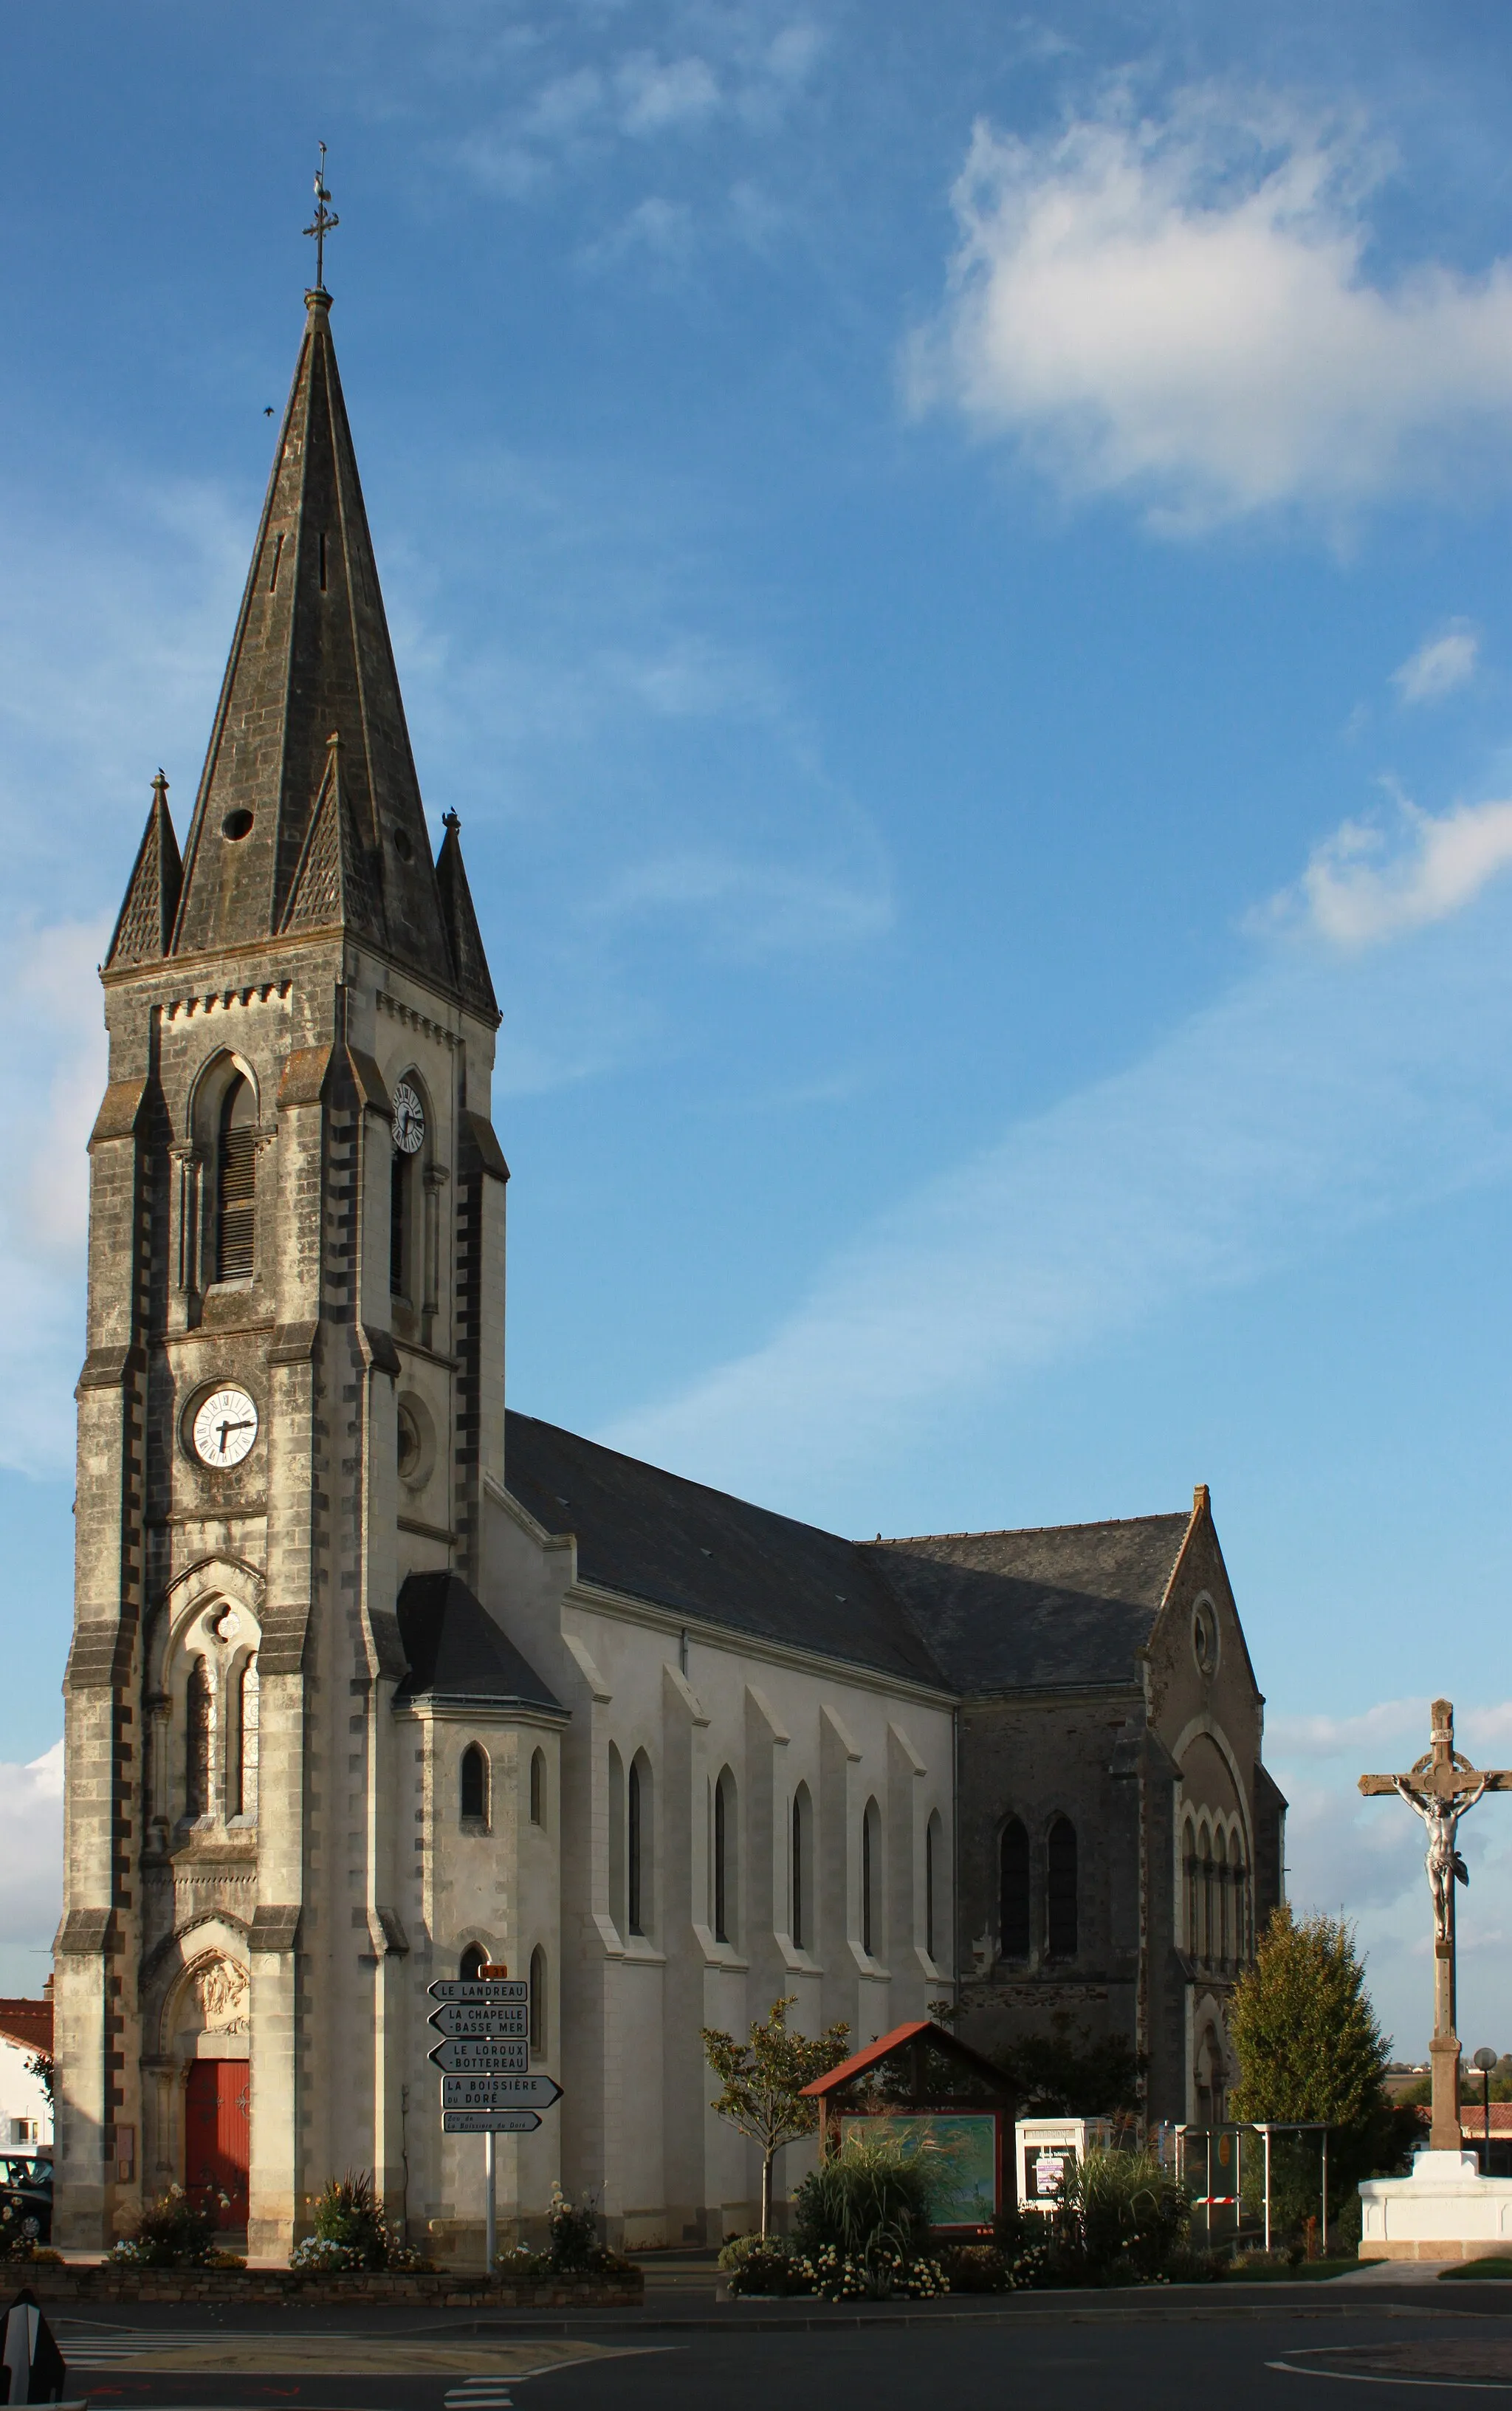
[625,1752,653,1938]
[185,1658,212,1819]
[229,1655,259,1820]
[862,1797,882,1959]
[713,1769,737,1945]
[1046,1817,1078,1960]
[791,1785,813,1953]
[529,1748,546,1827]
[529,1946,546,2058]
[628,1756,645,1936]
[216,1077,257,1282]
[926,1809,944,1963]
[460,1743,488,1825]
[1000,1817,1031,1960]
[460,1941,487,1980]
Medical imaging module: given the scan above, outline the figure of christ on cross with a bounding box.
[1360,1701,1512,2155]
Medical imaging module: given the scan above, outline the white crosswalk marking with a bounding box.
[444,2386,515,2410]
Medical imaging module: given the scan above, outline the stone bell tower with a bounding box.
[55,260,509,2254]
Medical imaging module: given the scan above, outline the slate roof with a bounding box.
[502,1413,1197,1698]
[861,1516,1192,1693]
[394,1571,563,1714]
[106,287,498,1018]
[503,1413,947,1690]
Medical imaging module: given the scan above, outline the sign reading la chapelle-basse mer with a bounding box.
[427,1967,563,2136]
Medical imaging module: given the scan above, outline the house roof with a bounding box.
[503,1413,948,1691]
[0,1999,52,2058]
[394,1571,563,1715]
[861,1515,1194,1692]
[801,2018,1011,2099]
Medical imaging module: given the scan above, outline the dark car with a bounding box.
[0,2155,52,2245]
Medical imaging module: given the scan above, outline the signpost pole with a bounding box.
[484,2126,496,2270]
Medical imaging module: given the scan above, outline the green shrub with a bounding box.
[496,2183,632,2280]
[289,2171,434,2273]
[937,2243,1012,2293]
[110,2185,224,2268]
[1064,2147,1189,2283]
[792,2133,933,2258]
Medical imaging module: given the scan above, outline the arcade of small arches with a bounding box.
[1181,1810,1254,1973]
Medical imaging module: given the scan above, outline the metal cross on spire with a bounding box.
[303,142,339,292]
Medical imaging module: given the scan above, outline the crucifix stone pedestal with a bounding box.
[1355,1701,1512,2262]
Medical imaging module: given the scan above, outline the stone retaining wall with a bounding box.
[10,2266,643,2308]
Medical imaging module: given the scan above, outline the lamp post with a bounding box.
[1472,2046,1499,2172]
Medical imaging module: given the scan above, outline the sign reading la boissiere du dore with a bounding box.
[428,1969,563,2136]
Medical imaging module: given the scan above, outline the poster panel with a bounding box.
[839,2113,998,2226]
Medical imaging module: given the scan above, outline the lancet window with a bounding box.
[216,1076,257,1282]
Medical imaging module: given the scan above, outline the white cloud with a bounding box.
[1393,623,1480,705]
[0,1743,63,1994]
[910,91,1512,528]
[1272,798,1512,947]
[0,920,111,1478]
[602,824,1512,1513]
[617,53,721,137]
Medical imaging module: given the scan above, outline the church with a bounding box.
[55,269,1285,2260]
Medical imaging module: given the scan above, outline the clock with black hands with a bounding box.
[191,1385,260,1469]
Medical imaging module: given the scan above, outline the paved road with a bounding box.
[44,2305,1512,2411]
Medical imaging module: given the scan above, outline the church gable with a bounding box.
[864,1512,1192,1694]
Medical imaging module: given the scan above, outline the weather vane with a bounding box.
[303,142,339,292]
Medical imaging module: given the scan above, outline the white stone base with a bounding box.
[1359,2151,1512,2262]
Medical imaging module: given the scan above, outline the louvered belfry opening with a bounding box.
[390,1145,407,1296]
[216,1077,257,1281]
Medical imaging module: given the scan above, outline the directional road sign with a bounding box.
[428,1978,529,2003]
[444,2072,562,2110]
[443,2110,543,2135]
[441,2074,554,2111]
[430,2038,529,2075]
[428,2002,529,2040]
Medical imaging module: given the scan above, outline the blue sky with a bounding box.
[4,0,1512,2051]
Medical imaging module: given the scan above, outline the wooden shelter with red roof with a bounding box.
[801,2018,1014,2229]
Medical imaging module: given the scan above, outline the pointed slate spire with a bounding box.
[168,289,456,993]
[434,812,499,1023]
[106,772,182,968]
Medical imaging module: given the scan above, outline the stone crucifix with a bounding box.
[1360,1701,1512,2155]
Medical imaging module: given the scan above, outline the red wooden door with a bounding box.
[185,2060,250,2226]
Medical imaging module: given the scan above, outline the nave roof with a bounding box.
[503,1413,1206,1698]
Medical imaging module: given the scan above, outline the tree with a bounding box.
[1228,1905,1403,2191]
[702,1996,851,2237]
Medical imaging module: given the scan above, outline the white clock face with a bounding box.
[392,1082,425,1156]
[192,1386,260,1469]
